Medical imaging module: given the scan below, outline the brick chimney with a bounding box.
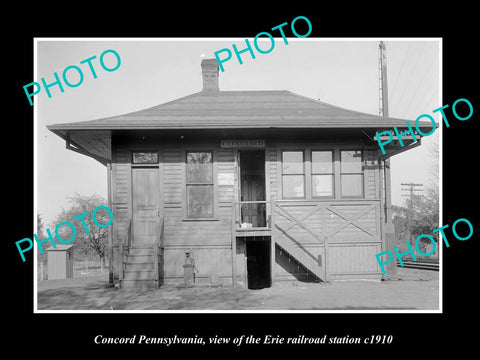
[201,58,219,91]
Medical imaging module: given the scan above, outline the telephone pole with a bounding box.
[401,182,424,255]
[378,41,389,117]
[401,182,424,219]
[379,41,396,275]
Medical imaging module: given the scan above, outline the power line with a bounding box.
[401,54,438,116]
[391,44,426,116]
[388,42,411,103]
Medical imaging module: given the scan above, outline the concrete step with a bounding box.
[120,279,157,289]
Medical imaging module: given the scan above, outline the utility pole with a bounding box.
[401,182,424,221]
[379,41,396,275]
[401,182,424,255]
[378,41,389,117]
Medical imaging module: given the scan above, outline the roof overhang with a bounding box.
[49,128,112,166]
[46,90,435,164]
[47,124,431,166]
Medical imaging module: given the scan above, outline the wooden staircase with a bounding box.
[120,245,159,289]
[274,235,326,282]
[233,200,327,284]
[119,218,164,289]
[270,200,327,282]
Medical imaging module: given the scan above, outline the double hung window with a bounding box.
[281,149,364,199]
[186,151,214,218]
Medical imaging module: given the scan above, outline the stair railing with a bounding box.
[154,217,164,289]
[271,200,327,281]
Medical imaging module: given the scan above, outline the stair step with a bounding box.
[120,279,157,289]
[128,247,154,255]
[275,239,324,281]
[126,254,156,262]
[125,262,155,271]
[123,270,156,280]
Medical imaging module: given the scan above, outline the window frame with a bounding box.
[311,149,335,199]
[183,148,218,221]
[339,149,364,199]
[281,150,306,200]
[131,151,160,165]
[279,147,365,200]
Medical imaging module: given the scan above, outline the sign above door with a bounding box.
[220,139,265,148]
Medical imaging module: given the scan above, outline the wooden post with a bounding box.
[119,243,123,281]
[379,41,396,276]
[384,158,397,275]
[231,200,237,286]
[154,242,159,289]
[321,205,328,282]
[270,197,276,287]
[107,162,114,285]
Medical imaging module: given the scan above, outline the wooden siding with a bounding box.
[111,145,130,248]
[164,147,182,205]
[162,246,232,283]
[273,201,380,244]
[365,150,377,199]
[271,200,382,281]
[110,135,385,283]
[267,146,279,200]
[328,242,382,275]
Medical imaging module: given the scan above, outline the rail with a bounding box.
[233,200,269,229]
[397,260,439,271]
[154,217,165,288]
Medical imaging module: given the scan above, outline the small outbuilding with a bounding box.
[46,244,74,280]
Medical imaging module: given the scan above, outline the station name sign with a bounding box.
[220,139,265,148]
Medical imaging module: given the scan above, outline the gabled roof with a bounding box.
[48,89,427,131]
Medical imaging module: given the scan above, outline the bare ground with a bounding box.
[36,268,439,311]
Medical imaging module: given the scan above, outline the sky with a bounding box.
[35,38,441,228]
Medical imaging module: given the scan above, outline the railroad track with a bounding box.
[396,260,439,271]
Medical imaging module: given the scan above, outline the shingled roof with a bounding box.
[48,89,423,131]
[47,59,434,165]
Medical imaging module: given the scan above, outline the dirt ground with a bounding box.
[36,268,439,311]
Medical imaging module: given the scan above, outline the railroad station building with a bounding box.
[48,58,433,289]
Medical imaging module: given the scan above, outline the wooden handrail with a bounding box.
[234,200,269,229]
[125,219,131,247]
[154,217,164,289]
[235,200,268,204]
[231,200,237,286]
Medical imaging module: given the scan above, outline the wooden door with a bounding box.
[241,175,266,227]
[132,167,160,245]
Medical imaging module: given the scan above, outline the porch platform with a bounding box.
[235,227,271,237]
